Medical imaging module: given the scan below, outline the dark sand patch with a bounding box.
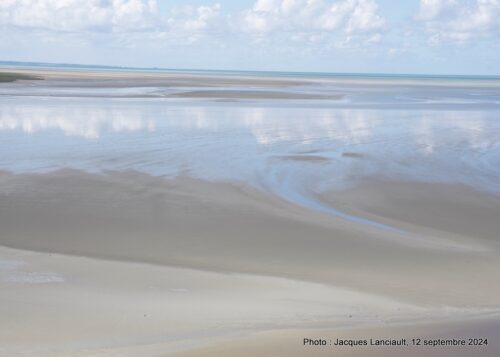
[342,152,366,159]
[276,154,330,162]
[168,90,343,100]
[0,72,42,83]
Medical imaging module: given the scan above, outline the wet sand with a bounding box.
[3,67,500,88]
[168,90,343,100]
[0,68,315,99]
[0,169,499,355]
[1,68,500,356]
[3,68,500,101]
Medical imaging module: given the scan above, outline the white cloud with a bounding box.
[0,0,388,62]
[167,4,223,32]
[417,0,456,21]
[417,0,500,44]
[241,0,385,34]
[0,0,159,32]
[0,0,230,49]
[0,0,385,41]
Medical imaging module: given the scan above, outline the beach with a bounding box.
[1,68,500,356]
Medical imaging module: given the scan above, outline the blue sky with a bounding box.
[1,0,499,75]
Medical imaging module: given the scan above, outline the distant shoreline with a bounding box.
[2,60,500,81]
[3,65,500,103]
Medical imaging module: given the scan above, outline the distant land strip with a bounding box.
[0,72,42,83]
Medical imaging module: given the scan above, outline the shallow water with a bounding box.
[1,87,500,230]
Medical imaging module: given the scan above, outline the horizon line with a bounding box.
[1,59,500,80]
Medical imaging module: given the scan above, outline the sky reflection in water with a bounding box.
[1,97,500,201]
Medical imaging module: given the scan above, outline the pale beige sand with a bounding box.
[0,68,326,100]
[3,67,498,102]
[0,170,499,355]
[0,245,431,356]
[0,68,310,89]
[0,68,328,101]
[167,317,500,357]
[2,67,499,88]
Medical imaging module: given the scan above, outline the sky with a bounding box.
[1,0,499,75]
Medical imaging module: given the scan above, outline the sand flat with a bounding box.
[166,317,500,357]
[3,68,500,101]
[0,243,431,356]
[1,67,500,356]
[2,67,500,88]
[0,68,311,88]
[1,170,499,306]
[324,181,500,244]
